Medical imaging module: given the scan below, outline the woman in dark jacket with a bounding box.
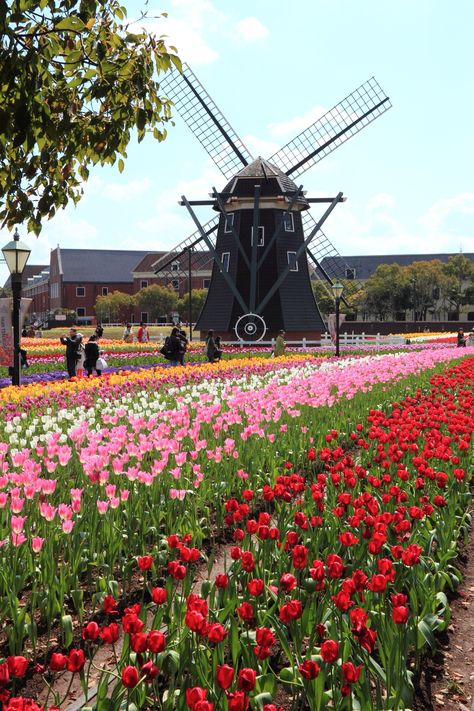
[168,327,184,367]
[206,329,217,363]
[84,334,101,376]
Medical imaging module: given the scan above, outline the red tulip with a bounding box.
[216,663,234,689]
[298,659,320,679]
[237,668,256,692]
[320,639,339,663]
[121,665,139,688]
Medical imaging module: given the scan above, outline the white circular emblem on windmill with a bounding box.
[234,313,267,342]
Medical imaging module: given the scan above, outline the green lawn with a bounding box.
[40,326,181,340]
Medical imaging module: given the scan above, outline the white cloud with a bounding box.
[317,191,473,258]
[133,0,224,66]
[102,179,151,202]
[235,17,269,42]
[242,134,279,160]
[367,192,396,211]
[268,105,327,139]
[137,163,223,251]
[418,192,474,235]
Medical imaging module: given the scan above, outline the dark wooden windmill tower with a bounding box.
[154,65,391,342]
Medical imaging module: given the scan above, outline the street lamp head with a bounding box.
[331,282,344,300]
[2,228,31,276]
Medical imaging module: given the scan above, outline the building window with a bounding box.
[203,278,211,289]
[76,307,86,317]
[283,212,294,232]
[141,312,148,323]
[76,286,85,297]
[50,283,59,299]
[251,226,264,247]
[221,252,230,272]
[102,287,108,296]
[172,279,179,291]
[345,267,356,280]
[224,213,234,233]
[171,261,179,272]
[287,251,298,272]
[140,280,148,289]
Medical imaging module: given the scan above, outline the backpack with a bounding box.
[160,336,172,359]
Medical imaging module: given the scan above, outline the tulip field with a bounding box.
[0,348,473,710]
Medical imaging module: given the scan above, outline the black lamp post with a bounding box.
[331,282,344,357]
[2,228,31,386]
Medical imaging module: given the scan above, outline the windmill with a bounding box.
[153,64,391,342]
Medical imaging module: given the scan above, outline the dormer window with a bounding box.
[287,251,298,272]
[345,267,356,279]
[224,213,234,232]
[283,212,294,232]
[251,226,264,247]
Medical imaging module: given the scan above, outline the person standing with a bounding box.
[176,323,188,365]
[466,328,474,347]
[167,327,184,367]
[60,327,81,379]
[95,323,104,339]
[206,329,217,363]
[274,330,286,357]
[214,335,223,361]
[137,321,150,343]
[123,323,133,342]
[84,334,102,376]
[75,334,85,376]
[457,328,466,347]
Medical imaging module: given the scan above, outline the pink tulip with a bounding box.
[32,537,45,553]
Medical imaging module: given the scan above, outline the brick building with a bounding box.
[20,247,213,324]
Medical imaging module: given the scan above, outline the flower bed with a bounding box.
[0,351,472,709]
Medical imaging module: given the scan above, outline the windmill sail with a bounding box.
[269,77,391,179]
[152,216,218,291]
[160,63,253,180]
[301,211,362,300]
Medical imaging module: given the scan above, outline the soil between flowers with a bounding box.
[414,511,474,711]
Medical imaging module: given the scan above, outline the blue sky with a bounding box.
[2,0,474,280]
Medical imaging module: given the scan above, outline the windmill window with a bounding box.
[283,212,294,232]
[140,280,148,289]
[203,278,211,289]
[287,251,299,272]
[171,261,180,272]
[224,213,235,232]
[172,279,179,291]
[345,267,356,279]
[221,252,230,272]
[251,226,264,247]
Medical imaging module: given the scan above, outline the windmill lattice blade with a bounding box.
[152,216,218,292]
[160,63,253,180]
[302,211,362,298]
[269,77,391,179]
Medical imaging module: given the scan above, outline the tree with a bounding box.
[135,284,177,321]
[441,254,474,318]
[406,260,449,321]
[95,290,134,322]
[177,289,207,322]
[362,263,410,320]
[1,0,181,233]
[311,279,334,318]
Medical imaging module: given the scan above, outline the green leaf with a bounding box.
[55,16,85,31]
[118,158,124,173]
[61,614,74,647]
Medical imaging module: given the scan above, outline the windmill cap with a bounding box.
[215,157,309,209]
